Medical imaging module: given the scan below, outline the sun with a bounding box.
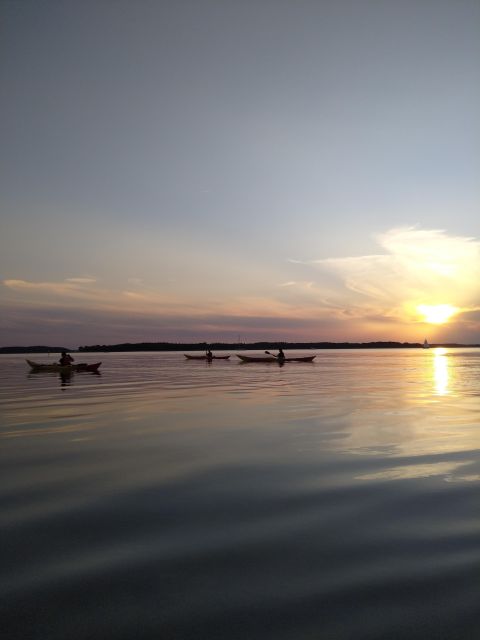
[417,304,458,324]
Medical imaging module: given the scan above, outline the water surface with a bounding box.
[1,349,480,639]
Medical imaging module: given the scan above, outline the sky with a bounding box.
[1,0,479,347]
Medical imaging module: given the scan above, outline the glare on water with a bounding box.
[433,347,449,395]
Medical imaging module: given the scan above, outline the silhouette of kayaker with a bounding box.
[59,351,74,366]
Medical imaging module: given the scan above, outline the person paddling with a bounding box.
[206,348,213,361]
[59,351,74,366]
[264,348,286,362]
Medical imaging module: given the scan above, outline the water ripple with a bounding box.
[2,349,480,639]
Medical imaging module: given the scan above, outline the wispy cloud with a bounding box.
[65,277,97,284]
[3,277,108,305]
[289,227,480,324]
[2,228,480,345]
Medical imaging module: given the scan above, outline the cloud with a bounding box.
[65,277,97,284]
[4,277,96,293]
[2,278,114,308]
[0,301,346,347]
[2,276,292,321]
[2,227,480,345]
[290,227,480,324]
[278,280,314,289]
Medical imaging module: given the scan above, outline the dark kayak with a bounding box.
[26,359,102,372]
[184,354,231,360]
[236,355,316,363]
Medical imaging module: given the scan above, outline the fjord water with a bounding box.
[1,349,480,639]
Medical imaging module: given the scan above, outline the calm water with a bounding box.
[1,349,480,639]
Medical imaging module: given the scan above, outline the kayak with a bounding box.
[236,355,316,363]
[184,354,231,360]
[26,359,102,372]
[27,359,102,372]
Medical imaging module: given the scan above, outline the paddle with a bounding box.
[265,350,279,359]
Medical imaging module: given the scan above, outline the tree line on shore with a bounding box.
[77,340,460,352]
[2,341,478,354]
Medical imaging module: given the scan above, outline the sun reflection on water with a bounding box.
[433,347,449,395]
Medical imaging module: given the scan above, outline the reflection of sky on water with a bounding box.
[356,460,472,482]
[2,350,480,489]
[3,352,480,640]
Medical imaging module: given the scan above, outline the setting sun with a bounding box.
[417,304,458,324]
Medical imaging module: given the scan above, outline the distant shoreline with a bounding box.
[2,341,479,354]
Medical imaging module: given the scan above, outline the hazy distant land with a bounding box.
[2,341,479,354]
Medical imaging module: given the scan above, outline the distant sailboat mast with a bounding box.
[423,338,430,349]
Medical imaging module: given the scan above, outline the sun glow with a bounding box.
[417,304,458,325]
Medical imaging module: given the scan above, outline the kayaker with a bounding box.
[206,348,213,361]
[59,351,74,366]
[277,348,285,362]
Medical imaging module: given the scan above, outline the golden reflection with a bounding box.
[433,347,449,395]
[357,460,471,482]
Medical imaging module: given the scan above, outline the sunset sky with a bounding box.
[1,0,479,347]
